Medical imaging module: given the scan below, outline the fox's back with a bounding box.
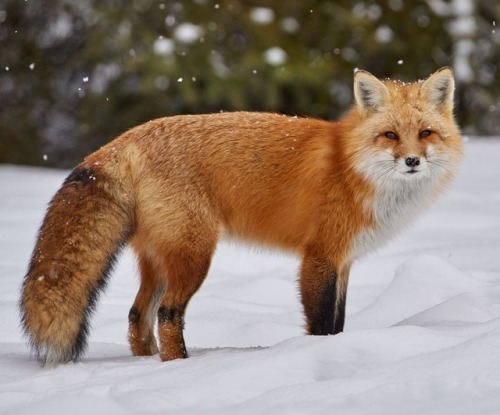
[103,112,343,251]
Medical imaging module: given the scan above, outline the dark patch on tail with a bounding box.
[64,166,98,187]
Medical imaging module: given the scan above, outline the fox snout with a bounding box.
[404,155,422,174]
[394,153,428,177]
[405,156,420,168]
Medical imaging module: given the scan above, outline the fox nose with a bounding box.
[405,156,420,167]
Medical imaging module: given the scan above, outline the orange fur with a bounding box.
[20,68,462,365]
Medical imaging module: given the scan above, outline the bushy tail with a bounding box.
[20,164,135,366]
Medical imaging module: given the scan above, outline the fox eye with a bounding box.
[384,131,399,140]
[419,130,432,138]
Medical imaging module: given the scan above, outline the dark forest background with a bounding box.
[1,0,499,168]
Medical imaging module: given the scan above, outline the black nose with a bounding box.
[405,156,420,167]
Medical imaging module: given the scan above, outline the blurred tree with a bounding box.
[0,0,91,166]
[457,0,500,134]
[0,0,498,167]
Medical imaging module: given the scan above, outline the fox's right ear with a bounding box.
[353,70,389,115]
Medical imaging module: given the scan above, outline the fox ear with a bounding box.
[353,70,389,114]
[420,67,455,114]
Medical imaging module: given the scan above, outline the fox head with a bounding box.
[349,67,462,187]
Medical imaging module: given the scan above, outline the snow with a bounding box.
[280,17,300,34]
[173,23,204,44]
[38,11,73,47]
[153,37,175,56]
[264,47,288,66]
[374,25,394,43]
[250,7,275,25]
[1,138,500,414]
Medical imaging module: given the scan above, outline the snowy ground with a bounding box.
[1,138,500,414]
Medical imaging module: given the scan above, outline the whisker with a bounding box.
[427,159,455,175]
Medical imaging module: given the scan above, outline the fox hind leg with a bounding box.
[128,254,166,356]
[157,246,214,362]
[157,249,214,361]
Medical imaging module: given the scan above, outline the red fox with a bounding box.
[20,68,462,366]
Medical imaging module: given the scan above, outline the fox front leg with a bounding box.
[299,255,349,335]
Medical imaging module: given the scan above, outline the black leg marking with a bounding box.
[157,305,188,358]
[309,272,337,336]
[158,306,185,328]
[128,307,140,324]
[334,293,346,334]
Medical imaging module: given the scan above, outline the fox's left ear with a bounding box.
[420,67,455,114]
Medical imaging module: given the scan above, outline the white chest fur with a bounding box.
[351,176,438,261]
